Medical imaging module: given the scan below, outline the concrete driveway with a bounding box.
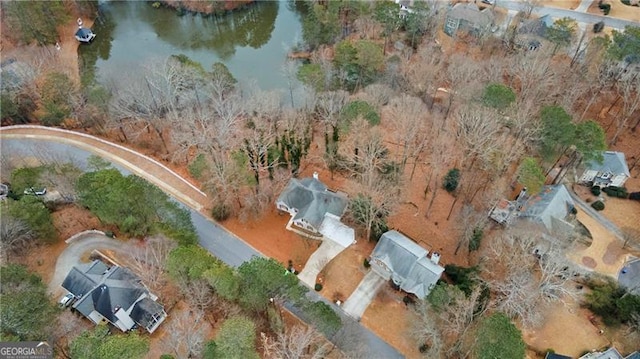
[619,257,640,295]
[342,271,386,320]
[298,240,346,287]
[48,233,128,296]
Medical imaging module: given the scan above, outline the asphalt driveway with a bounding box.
[48,233,126,296]
[619,257,640,295]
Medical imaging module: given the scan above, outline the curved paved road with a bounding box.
[496,1,639,30]
[1,125,207,210]
[0,128,403,359]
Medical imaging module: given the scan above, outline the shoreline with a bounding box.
[159,0,254,16]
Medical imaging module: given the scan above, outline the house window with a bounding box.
[445,17,458,33]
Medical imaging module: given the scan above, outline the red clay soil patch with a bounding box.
[222,208,319,271]
[315,239,376,302]
[524,297,609,357]
[18,205,101,285]
[582,256,597,268]
[361,286,421,359]
[145,300,215,359]
[603,240,626,265]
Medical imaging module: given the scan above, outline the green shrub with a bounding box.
[363,258,371,268]
[212,203,231,221]
[371,219,389,242]
[469,227,483,251]
[591,200,605,211]
[482,83,516,110]
[300,300,341,336]
[444,264,479,296]
[314,283,323,291]
[591,186,601,196]
[340,100,380,128]
[586,278,640,326]
[160,355,174,359]
[603,186,628,198]
[188,154,208,180]
[443,168,461,193]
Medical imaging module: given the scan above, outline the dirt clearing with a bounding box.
[523,296,609,357]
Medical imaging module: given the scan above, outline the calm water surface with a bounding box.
[80,1,303,90]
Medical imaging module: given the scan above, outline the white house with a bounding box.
[579,151,630,188]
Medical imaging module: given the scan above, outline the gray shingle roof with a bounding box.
[277,177,348,228]
[61,261,108,298]
[130,297,164,329]
[371,231,444,299]
[519,15,554,36]
[519,185,575,234]
[62,260,159,330]
[586,151,630,177]
[448,3,494,28]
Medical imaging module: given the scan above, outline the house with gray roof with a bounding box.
[369,230,444,299]
[579,151,630,188]
[518,185,576,236]
[276,173,354,246]
[444,2,494,37]
[489,185,576,244]
[61,260,166,333]
[516,14,555,50]
[519,14,554,38]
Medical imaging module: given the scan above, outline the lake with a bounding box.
[80,1,304,90]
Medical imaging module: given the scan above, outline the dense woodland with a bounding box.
[1,0,640,358]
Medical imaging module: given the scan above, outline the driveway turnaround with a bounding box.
[618,257,640,295]
[343,270,387,320]
[298,240,346,287]
[49,232,126,296]
[1,132,404,359]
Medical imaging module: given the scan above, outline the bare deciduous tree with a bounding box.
[454,106,502,171]
[453,205,487,255]
[387,94,429,173]
[315,90,349,130]
[183,279,216,312]
[362,83,394,110]
[622,227,640,250]
[261,325,331,359]
[163,309,207,359]
[127,235,177,294]
[0,215,35,265]
[611,72,640,144]
[485,229,581,328]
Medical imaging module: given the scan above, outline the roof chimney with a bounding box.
[313,172,319,179]
[431,252,441,265]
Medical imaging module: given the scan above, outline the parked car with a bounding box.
[59,293,76,308]
[23,187,47,196]
[482,0,495,4]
